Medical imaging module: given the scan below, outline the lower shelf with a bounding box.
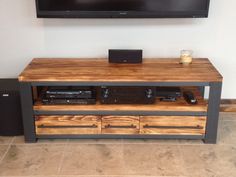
[35,115,206,136]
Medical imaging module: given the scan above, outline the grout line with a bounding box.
[57,141,69,175]
[0,136,14,164]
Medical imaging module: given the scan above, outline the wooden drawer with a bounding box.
[102,116,139,134]
[35,115,101,135]
[140,116,206,135]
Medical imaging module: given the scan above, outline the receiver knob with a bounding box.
[146,89,153,98]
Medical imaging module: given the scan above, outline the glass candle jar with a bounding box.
[180,50,193,64]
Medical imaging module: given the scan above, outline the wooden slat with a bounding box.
[19,58,222,82]
[35,115,101,135]
[140,116,206,135]
[102,116,139,134]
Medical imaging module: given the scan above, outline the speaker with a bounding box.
[0,79,23,136]
[109,49,143,63]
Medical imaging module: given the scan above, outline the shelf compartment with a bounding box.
[35,115,101,135]
[34,97,207,113]
[140,116,206,135]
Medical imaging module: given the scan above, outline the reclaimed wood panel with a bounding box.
[19,58,222,82]
[35,115,101,135]
[140,116,206,135]
[102,116,139,134]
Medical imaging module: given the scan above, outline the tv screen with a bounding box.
[36,0,210,18]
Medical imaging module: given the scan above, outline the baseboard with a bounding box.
[220,99,236,113]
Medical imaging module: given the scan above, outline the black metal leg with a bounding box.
[204,82,222,144]
[20,83,37,143]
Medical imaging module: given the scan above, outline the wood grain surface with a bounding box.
[102,116,139,134]
[35,115,101,135]
[19,58,222,82]
[140,116,206,135]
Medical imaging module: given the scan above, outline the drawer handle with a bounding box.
[105,124,137,129]
[143,124,203,129]
[38,124,98,129]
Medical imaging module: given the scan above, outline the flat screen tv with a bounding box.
[36,0,210,18]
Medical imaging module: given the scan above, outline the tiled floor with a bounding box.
[0,113,236,177]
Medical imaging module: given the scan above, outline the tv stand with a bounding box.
[18,58,222,144]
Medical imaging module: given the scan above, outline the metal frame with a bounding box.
[20,83,36,143]
[20,81,222,144]
[204,82,222,144]
[31,81,209,87]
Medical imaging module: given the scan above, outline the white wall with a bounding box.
[0,0,235,98]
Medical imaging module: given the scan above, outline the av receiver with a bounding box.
[100,86,156,104]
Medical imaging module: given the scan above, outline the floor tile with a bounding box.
[220,112,236,121]
[60,144,125,175]
[122,138,179,144]
[177,139,204,145]
[181,145,236,177]
[123,144,186,176]
[0,144,65,176]
[0,136,14,145]
[12,136,68,144]
[0,145,8,161]
[68,138,123,144]
[217,120,236,145]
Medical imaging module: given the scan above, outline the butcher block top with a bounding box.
[18,58,222,82]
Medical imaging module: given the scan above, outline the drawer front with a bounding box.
[140,116,206,135]
[102,116,139,134]
[35,115,101,135]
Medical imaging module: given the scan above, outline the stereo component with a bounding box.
[41,86,96,105]
[156,87,181,98]
[109,49,143,63]
[42,98,96,105]
[100,86,156,104]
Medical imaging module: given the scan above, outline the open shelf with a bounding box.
[34,97,207,113]
[33,86,207,113]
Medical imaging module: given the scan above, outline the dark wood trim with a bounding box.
[220,99,236,113]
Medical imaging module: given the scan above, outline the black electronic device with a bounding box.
[42,86,95,99]
[160,97,177,102]
[156,87,181,98]
[183,91,198,104]
[100,86,156,104]
[0,79,23,136]
[109,49,142,64]
[41,86,96,105]
[42,98,96,105]
[36,0,210,18]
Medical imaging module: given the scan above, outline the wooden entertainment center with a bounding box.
[19,58,222,144]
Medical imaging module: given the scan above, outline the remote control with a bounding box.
[183,91,198,104]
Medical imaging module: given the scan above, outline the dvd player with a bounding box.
[42,98,96,105]
[41,86,96,105]
[42,86,95,99]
